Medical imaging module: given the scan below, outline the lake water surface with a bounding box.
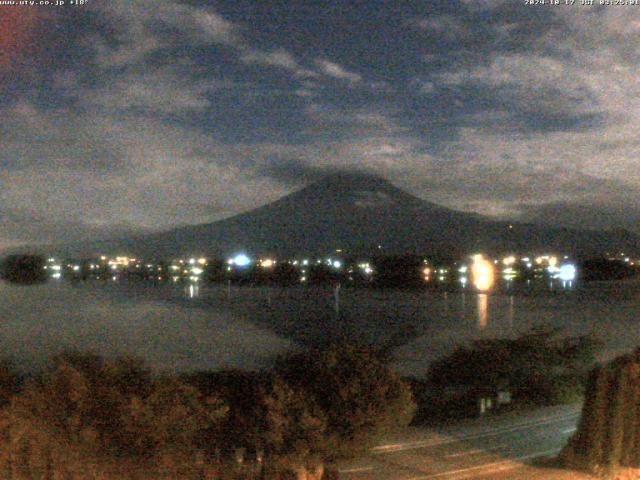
[1,279,638,377]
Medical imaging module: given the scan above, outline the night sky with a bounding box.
[1,0,640,250]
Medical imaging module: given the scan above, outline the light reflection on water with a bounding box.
[0,280,292,374]
[186,283,199,299]
[477,294,488,330]
[1,278,640,377]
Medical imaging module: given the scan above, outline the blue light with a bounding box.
[232,254,251,267]
[559,264,577,281]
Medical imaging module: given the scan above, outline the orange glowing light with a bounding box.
[471,254,495,291]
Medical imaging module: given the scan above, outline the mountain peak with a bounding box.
[310,172,395,192]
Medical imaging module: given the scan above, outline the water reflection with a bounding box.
[186,283,200,299]
[508,295,515,329]
[443,291,449,316]
[0,280,293,373]
[2,277,640,378]
[477,294,488,330]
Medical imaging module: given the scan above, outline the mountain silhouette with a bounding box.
[24,173,640,260]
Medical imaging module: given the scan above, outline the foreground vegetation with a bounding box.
[0,327,603,479]
[0,345,415,479]
[411,327,601,423]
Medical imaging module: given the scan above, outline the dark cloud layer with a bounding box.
[1,0,640,249]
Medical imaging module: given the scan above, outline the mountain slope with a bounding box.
[40,173,640,260]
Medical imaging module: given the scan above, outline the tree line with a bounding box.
[0,345,415,479]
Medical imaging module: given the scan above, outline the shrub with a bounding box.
[0,352,228,478]
[275,343,416,460]
[426,326,600,408]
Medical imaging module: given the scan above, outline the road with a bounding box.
[338,404,583,480]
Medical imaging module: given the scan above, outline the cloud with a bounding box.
[89,0,241,68]
[315,59,362,83]
[84,66,225,114]
[240,49,317,78]
[408,14,471,41]
[459,0,511,12]
[3,1,640,250]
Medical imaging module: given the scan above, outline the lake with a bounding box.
[1,278,638,377]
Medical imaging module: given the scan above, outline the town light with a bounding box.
[503,255,516,266]
[559,264,577,282]
[231,254,251,267]
[471,254,495,292]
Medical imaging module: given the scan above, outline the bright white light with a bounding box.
[260,259,275,268]
[458,266,468,274]
[52,273,61,279]
[191,267,204,275]
[302,259,309,266]
[232,254,251,267]
[198,258,207,265]
[51,265,62,271]
[72,265,80,272]
[332,260,342,269]
[189,258,196,265]
[559,264,577,282]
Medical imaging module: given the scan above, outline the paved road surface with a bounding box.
[338,404,582,480]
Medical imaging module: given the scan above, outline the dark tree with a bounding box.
[0,254,48,284]
[562,349,640,476]
[275,343,416,460]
